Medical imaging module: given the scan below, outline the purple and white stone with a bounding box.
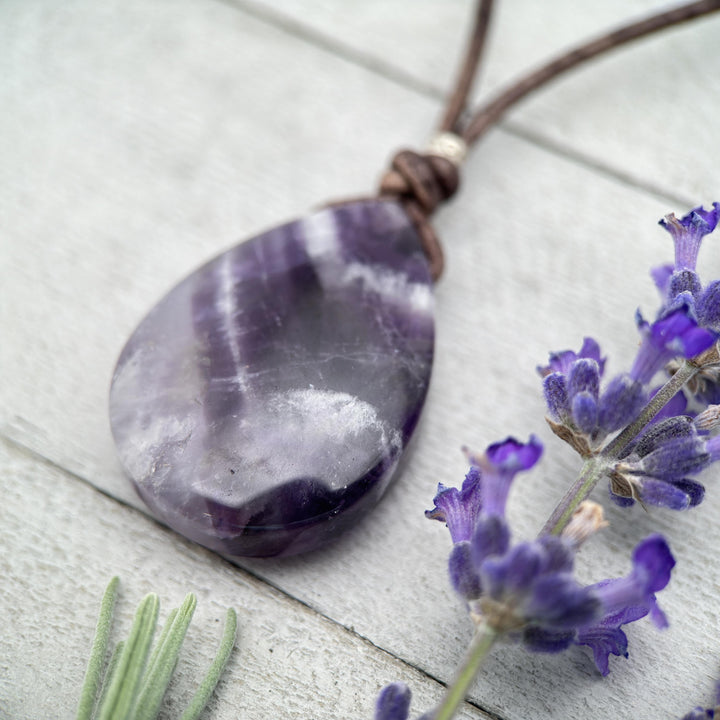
[109,199,434,557]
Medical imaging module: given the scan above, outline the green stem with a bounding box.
[540,359,700,536]
[432,362,704,718]
[539,457,604,536]
[603,359,699,458]
[433,622,497,720]
[76,577,120,720]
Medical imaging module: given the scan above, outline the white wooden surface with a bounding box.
[2,1,720,718]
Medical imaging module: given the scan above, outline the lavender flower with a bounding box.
[681,710,716,720]
[425,436,542,537]
[427,440,676,675]
[610,416,709,509]
[424,467,483,544]
[382,206,720,720]
[629,305,715,386]
[608,411,720,509]
[539,337,648,445]
[373,683,433,720]
[374,683,411,720]
[538,205,720,512]
[659,203,719,273]
[426,437,542,599]
[538,338,606,431]
[574,534,675,675]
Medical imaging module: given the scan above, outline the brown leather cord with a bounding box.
[379,150,460,279]
[461,0,720,146]
[378,0,493,280]
[439,0,496,134]
[379,0,720,281]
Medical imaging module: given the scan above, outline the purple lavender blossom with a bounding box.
[585,534,674,628]
[538,337,606,377]
[540,338,646,439]
[426,437,541,600]
[479,532,600,631]
[373,683,434,720]
[680,710,716,720]
[539,339,604,430]
[424,467,483,544]
[653,204,720,342]
[428,441,676,675]
[611,416,709,509]
[629,305,716,386]
[526,535,675,675]
[426,436,543,535]
[659,203,719,272]
[374,683,412,720]
[542,204,720,454]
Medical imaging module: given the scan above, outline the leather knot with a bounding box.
[379,150,460,214]
[379,150,460,281]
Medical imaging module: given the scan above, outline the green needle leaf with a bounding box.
[143,607,179,682]
[132,594,198,720]
[76,577,120,720]
[96,640,126,714]
[96,592,160,720]
[179,607,238,720]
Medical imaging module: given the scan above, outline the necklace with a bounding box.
[108,0,720,558]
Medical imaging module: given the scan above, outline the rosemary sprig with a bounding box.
[133,594,197,720]
[76,576,120,720]
[75,578,237,720]
[97,591,160,720]
[179,607,238,720]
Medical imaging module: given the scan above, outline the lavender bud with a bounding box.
[598,374,645,433]
[668,269,702,299]
[639,436,709,480]
[448,541,483,600]
[660,204,720,271]
[697,279,720,330]
[543,372,569,420]
[571,392,599,434]
[671,478,705,507]
[631,416,695,458]
[374,683,411,720]
[471,515,510,567]
[638,478,691,510]
[567,359,600,400]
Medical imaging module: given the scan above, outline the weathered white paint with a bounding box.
[2,1,719,718]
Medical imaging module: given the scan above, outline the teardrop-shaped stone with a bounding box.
[109,199,434,557]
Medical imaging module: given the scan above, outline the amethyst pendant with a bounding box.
[109,200,434,557]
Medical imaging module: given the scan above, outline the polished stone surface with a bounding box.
[109,199,434,556]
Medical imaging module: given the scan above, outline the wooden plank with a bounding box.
[0,437,489,720]
[239,0,720,204]
[2,1,720,719]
